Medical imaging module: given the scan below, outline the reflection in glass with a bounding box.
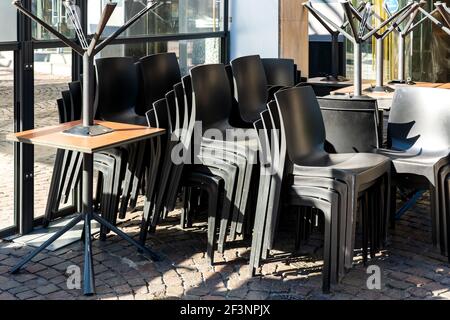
[32,0,76,40]
[345,0,449,82]
[96,38,221,75]
[0,51,15,230]
[0,2,17,41]
[88,0,224,37]
[33,48,72,218]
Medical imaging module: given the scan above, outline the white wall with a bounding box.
[229,0,279,60]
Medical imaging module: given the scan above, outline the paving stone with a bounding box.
[16,290,38,300]
[0,182,449,301]
[0,292,17,300]
[35,284,59,295]
[246,290,270,300]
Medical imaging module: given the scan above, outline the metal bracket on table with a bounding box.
[365,1,421,93]
[304,0,413,97]
[12,0,160,136]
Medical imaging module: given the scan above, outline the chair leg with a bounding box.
[295,207,303,251]
[206,186,220,266]
[43,149,65,227]
[119,144,137,219]
[430,183,439,248]
[362,193,369,266]
[389,184,397,229]
[129,142,147,211]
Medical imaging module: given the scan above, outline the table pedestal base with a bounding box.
[364,85,395,93]
[10,152,161,296]
[10,211,161,295]
[63,124,114,137]
[320,75,350,82]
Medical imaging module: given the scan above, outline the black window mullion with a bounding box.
[16,0,34,235]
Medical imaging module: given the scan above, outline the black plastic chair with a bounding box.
[230,55,269,125]
[261,58,297,87]
[296,82,338,97]
[275,86,391,270]
[95,57,146,125]
[137,52,182,116]
[95,57,147,217]
[317,96,381,153]
[250,109,342,292]
[376,87,450,256]
[190,64,259,241]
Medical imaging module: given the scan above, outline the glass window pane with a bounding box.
[0,51,15,231]
[345,0,449,82]
[34,47,72,219]
[96,38,221,75]
[88,0,224,38]
[0,3,17,41]
[32,0,76,40]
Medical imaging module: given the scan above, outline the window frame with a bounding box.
[0,0,229,237]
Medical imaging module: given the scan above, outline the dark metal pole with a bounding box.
[331,33,340,79]
[82,152,95,295]
[82,53,93,127]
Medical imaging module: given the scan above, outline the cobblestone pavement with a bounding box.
[1,68,450,300]
[0,194,449,300]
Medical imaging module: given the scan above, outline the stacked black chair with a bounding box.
[296,82,338,97]
[137,52,182,116]
[44,83,123,237]
[376,87,450,259]
[261,58,299,87]
[95,57,147,218]
[272,86,391,274]
[134,52,182,215]
[139,76,237,264]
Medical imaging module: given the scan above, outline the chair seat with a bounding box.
[377,148,450,184]
[292,153,390,175]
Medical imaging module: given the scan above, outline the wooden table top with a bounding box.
[330,82,448,98]
[307,77,371,87]
[438,83,450,89]
[7,120,165,154]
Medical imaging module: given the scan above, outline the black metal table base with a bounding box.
[10,211,161,295]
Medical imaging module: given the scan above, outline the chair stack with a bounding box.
[44,81,124,239]
[44,52,450,295]
[376,87,450,260]
[249,86,392,292]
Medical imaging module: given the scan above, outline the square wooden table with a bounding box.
[330,82,450,110]
[7,120,165,295]
[7,120,164,153]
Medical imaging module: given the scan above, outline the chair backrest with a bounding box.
[181,75,193,118]
[275,86,327,164]
[68,81,82,120]
[295,82,334,97]
[138,52,181,115]
[231,55,268,123]
[226,64,249,128]
[317,96,379,153]
[174,82,187,141]
[94,57,139,120]
[61,90,73,122]
[165,90,179,134]
[56,98,65,124]
[190,64,233,132]
[153,98,171,134]
[267,100,287,180]
[388,87,450,152]
[261,58,296,87]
